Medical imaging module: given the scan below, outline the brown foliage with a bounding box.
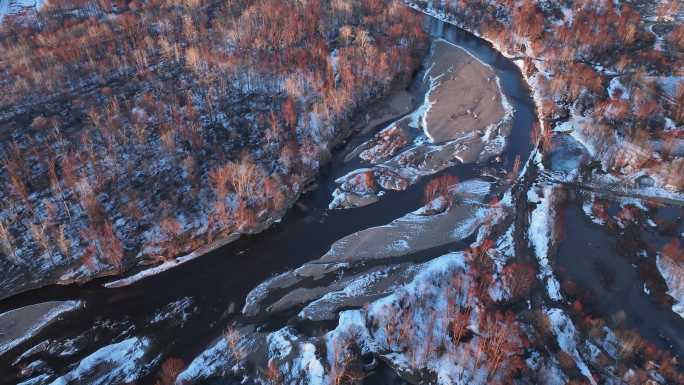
[224,326,245,362]
[329,333,365,385]
[0,219,16,259]
[0,0,428,275]
[668,25,684,52]
[502,263,536,301]
[662,239,684,263]
[423,174,459,204]
[155,357,185,385]
[264,359,282,385]
[476,311,527,381]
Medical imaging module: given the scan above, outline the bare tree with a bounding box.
[0,219,17,260]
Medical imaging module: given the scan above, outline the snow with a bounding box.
[0,0,42,18]
[664,118,677,131]
[298,267,399,321]
[494,224,515,264]
[582,194,605,225]
[415,66,445,143]
[0,301,82,357]
[607,77,630,100]
[325,310,375,357]
[528,185,563,301]
[177,339,230,382]
[149,297,195,325]
[17,374,52,385]
[267,328,297,360]
[291,343,325,385]
[451,178,491,199]
[555,113,601,163]
[48,337,150,385]
[526,351,567,385]
[451,205,489,239]
[368,252,468,348]
[546,308,598,385]
[323,195,496,263]
[658,76,684,99]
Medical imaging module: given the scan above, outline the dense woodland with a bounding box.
[414,0,683,188]
[0,0,427,290]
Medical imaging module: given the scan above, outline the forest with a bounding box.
[0,0,427,296]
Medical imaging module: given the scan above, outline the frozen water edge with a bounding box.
[546,308,598,385]
[103,233,238,288]
[0,300,82,357]
[656,254,684,319]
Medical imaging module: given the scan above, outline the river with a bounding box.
[3,13,682,385]
[0,15,537,384]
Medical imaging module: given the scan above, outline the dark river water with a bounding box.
[7,13,682,385]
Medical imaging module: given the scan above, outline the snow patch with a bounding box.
[528,185,563,301]
[546,308,597,385]
[48,337,150,385]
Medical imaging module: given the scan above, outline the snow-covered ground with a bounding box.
[48,337,151,385]
[0,0,42,18]
[527,185,563,301]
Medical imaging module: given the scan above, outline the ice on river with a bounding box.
[0,300,82,357]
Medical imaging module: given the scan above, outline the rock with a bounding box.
[19,359,51,379]
[297,264,416,321]
[414,196,450,216]
[176,325,260,384]
[636,175,655,189]
[422,40,507,144]
[550,134,591,174]
[338,170,378,195]
[323,194,504,264]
